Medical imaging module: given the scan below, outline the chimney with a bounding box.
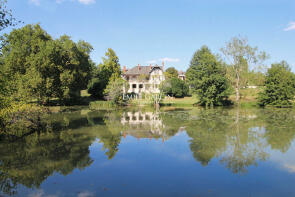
[123,65,126,73]
[138,64,140,71]
[150,64,152,70]
[162,61,165,71]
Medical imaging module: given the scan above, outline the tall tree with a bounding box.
[258,61,295,107]
[186,46,231,106]
[0,24,93,104]
[221,36,268,103]
[88,48,121,99]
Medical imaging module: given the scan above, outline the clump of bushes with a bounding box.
[0,104,50,138]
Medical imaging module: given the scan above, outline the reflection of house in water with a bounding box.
[121,112,166,140]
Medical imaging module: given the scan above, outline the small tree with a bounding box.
[165,67,178,79]
[186,46,231,106]
[104,78,127,105]
[258,61,295,107]
[161,77,188,98]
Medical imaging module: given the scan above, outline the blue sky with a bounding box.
[6,0,295,71]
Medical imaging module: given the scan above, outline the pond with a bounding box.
[1,107,295,197]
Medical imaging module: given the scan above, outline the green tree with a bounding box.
[160,77,188,98]
[186,46,231,106]
[0,24,93,104]
[104,77,127,105]
[221,36,268,103]
[164,67,178,79]
[258,61,295,107]
[88,48,121,99]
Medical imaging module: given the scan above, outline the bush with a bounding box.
[160,77,189,98]
[258,61,295,107]
[0,104,49,137]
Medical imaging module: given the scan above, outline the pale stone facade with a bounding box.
[122,64,165,95]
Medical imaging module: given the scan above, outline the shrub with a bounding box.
[258,61,295,107]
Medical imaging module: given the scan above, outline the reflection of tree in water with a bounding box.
[0,129,95,196]
[187,108,294,173]
[97,111,123,159]
[2,107,295,195]
[219,107,268,174]
[185,109,230,166]
[261,109,295,153]
[0,109,115,196]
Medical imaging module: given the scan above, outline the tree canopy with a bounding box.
[221,36,268,103]
[164,67,178,79]
[258,61,295,107]
[88,48,121,99]
[186,46,231,106]
[0,24,93,105]
[160,77,188,98]
[0,0,20,32]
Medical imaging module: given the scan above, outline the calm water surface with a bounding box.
[1,107,295,197]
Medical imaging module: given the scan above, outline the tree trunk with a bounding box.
[236,72,240,103]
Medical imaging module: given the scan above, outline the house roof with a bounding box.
[123,65,163,75]
[178,70,185,75]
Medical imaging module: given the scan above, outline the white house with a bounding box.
[122,63,165,95]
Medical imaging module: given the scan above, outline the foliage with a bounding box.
[160,77,189,98]
[164,67,178,79]
[221,36,268,102]
[0,0,20,32]
[88,48,121,99]
[186,46,232,106]
[258,61,295,107]
[0,103,49,137]
[247,71,265,86]
[0,24,93,105]
[104,77,127,105]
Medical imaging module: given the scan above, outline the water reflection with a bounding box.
[1,107,295,196]
[121,111,166,140]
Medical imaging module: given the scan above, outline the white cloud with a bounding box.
[284,21,295,31]
[29,0,40,5]
[159,57,180,63]
[78,0,96,4]
[146,57,180,64]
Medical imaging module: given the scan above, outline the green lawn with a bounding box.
[161,96,198,106]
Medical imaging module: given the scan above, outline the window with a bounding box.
[132,84,137,88]
[139,84,143,88]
